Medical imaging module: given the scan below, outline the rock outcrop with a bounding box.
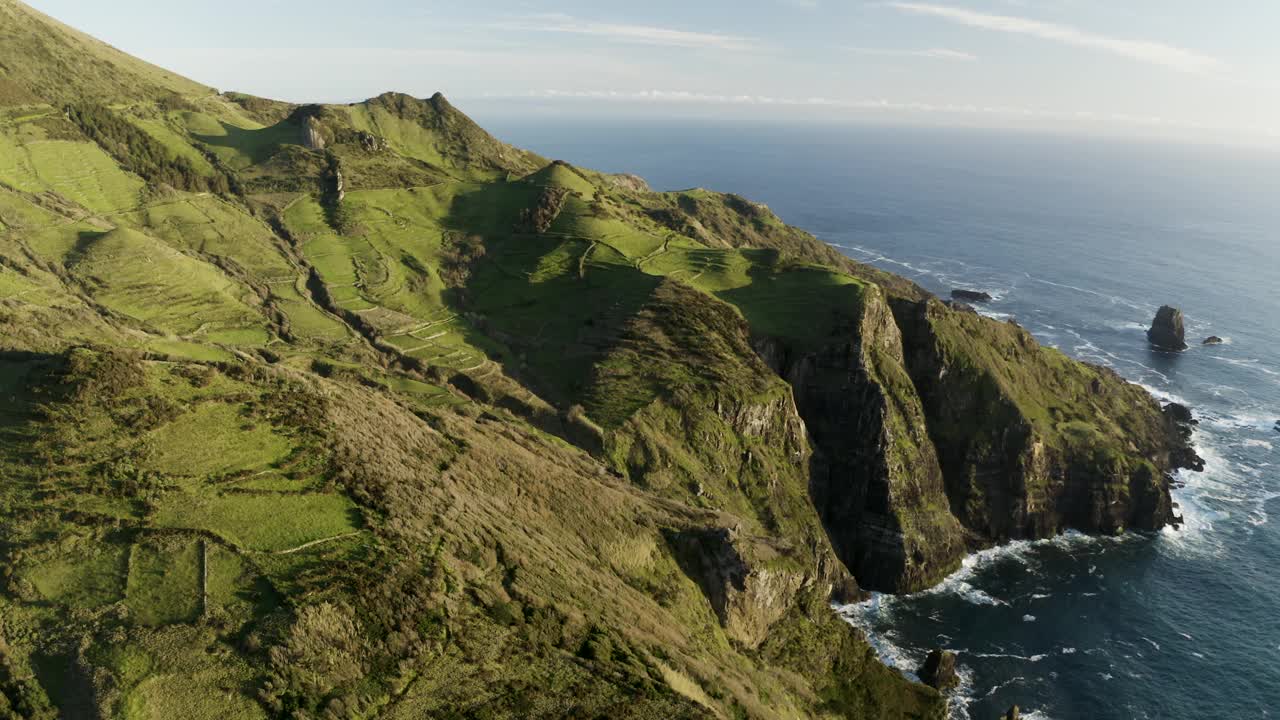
[668,527,840,649]
[951,289,993,303]
[1147,305,1188,350]
[1003,707,1021,720]
[1203,336,1224,345]
[918,648,959,691]
[301,115,326,150]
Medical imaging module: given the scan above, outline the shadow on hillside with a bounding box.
[194,120,299,165]
[0,350,60,462]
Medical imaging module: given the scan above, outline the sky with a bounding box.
[25,0,1280,146]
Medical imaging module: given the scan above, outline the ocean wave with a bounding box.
[1210,355,1280,378]
[1022,273,1147,313]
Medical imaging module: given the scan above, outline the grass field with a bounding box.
[126,538,203,626]
[153,492,360,553]
[26,540,129,609]
[0,135,144,213]
[66,227,272,343]
[145,402,294,476]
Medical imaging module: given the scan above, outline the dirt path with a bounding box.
[272,531,360,555]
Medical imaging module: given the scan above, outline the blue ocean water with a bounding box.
[477,116,1280,719]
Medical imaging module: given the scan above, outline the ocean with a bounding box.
[475,115,1280,719]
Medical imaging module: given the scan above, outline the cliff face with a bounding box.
[756,289,966,593]
[891,298,1197,542]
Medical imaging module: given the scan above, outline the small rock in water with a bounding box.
[1147,305,1188,351]
[951,289,993,303]
[917,648,959,691]
[1203,335,1224,345]
[1003,706,1021,720]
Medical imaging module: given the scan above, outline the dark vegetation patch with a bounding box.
[65,104,233,194]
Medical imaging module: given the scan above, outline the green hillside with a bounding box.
[0,3,1200,719]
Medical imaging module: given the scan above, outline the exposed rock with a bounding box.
[355,130,388,153]
[1003,707,1021,720]
[608,173,650,192]
[951,289,993,303]
[301,116,326,150]
[1163,402,1194,425]
[1147,305,1188,350]
[1163,403,1205,472]
[917,648,959,691]
[756,288,966,593]
[1203,336,1224,345]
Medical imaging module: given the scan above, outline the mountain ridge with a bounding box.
[0,3,1199,719]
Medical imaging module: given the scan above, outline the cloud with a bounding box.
[847,47,977,61]
[888,2,1223,74]
[501,14,755,51]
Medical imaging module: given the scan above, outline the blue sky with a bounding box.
[27,0,1280,145]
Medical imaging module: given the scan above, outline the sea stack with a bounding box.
[917,649,960,691]
[1147,305,1188,350]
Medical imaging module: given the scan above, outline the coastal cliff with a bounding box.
[891,298,1198,541]
[754,290,966,593]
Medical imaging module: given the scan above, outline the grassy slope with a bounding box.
[0,0,209,104]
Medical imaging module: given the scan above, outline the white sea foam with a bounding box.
[1135,382,1189,407]
[981,675,1026,698]
[835,596,922,679]
[1061,647,1077,654]
[1023,615,1037,623]
[1111,321,1149,332]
